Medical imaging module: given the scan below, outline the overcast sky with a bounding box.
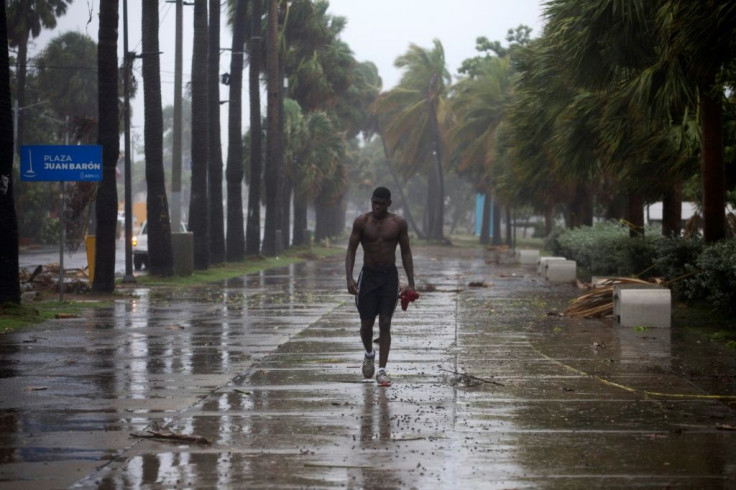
[30,0,546,153]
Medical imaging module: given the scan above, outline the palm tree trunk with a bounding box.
[699,73,726,242]
[0,0,20,304]
[208,0,225,264]
[189,0,210,269]
[292,191,307,246]
[627,192,645,238]
[377,127,425,239]
[245,0,263,256]
[142,0,173,277]
[225,0,247,261]
[262,0,281,256]
[492,197,502,245]
[92,0,119,292]
[13,32,28,157]
[662,181,682,237]
[427,94,445,240]
[479,193,490,245]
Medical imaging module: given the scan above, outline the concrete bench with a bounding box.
[537,256,566,275]
[518,249,539,265]
[545,260,577,283]
[613,284,671,328]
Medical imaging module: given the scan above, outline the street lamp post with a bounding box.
[121,0,136,284]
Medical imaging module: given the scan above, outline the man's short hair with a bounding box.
[372,186,391,200]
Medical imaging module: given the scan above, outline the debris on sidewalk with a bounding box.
[441,369,504,387]
[20,263,91,295]
[563,277,655,318]
[131,423,211,445]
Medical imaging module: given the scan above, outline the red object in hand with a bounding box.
[399,289,419,311]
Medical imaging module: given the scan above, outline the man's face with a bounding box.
[371,197,390,218]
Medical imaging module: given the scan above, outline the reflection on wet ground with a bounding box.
[1,246,735,488]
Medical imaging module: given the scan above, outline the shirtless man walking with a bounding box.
[345,187,416,386]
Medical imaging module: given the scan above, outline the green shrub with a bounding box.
[692,240,736,314]
[653,237,705,301]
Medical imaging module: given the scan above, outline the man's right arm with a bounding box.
[345,217,362,295]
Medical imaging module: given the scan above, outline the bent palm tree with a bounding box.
[374,40,451,241]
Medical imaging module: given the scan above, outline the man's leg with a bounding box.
[377,314,392,369]
[360,317,376,353]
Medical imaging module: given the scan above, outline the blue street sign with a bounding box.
[20,145,103,182]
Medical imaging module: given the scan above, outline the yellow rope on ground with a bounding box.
[529,341,736,401]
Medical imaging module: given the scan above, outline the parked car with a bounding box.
[132,220,187,270]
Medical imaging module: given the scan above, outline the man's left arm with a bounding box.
[398,219,415,291]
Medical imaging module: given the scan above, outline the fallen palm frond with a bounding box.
[563,277,652,318]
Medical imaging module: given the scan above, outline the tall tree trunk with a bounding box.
[479,193,490,245]
[245,0,263,256]
[262,0,281,256]
[13,33,28,157]
[189,0,210,269]
[627,192,645,238]
[700,73,726,242]
[208,0,225,264]
[142,0,173,276]
[544,206,553,237]
[491,197,502,245]
[92,0,119,293]
[662,181,682,237]
[378,128,425,238]
[292,191,307,245]
[225,0,247,261]
[281,175,291,249]
[0,0,20,304]
[427,76,445,241]
[505,206,512,246]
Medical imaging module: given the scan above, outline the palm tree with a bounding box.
[142,0,173,276]
[189,0,210,269]
[6,0,71,156]
[0,0,21,304]
[225,0,247,261]
[245,0,263,256]
[373,40,451,241]
[450,55,513,244]
[544,0,736,241]
[261,0,282,256]
[208,0,225,264]
[92,0,119,293]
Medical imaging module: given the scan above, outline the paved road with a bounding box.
[1,246,735,488]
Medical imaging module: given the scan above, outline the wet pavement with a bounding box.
[2,245,735,489]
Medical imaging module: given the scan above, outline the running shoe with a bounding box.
[376,370,391,386]
[362,354,375,378]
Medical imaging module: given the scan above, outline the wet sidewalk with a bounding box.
[1,246,735,488]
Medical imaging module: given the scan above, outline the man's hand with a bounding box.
[399,287,419,311]
[347,278,358,295]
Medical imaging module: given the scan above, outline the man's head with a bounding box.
[371,186,391,218]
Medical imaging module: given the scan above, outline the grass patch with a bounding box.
[129,245,343,287]
[0,297,116,334]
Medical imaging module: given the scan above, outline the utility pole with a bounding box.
[122,0,136,284]
[171,0,183,226]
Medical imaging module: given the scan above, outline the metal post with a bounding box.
[170,0,183,227]
[122,0,136,284]
[58,116,70,302]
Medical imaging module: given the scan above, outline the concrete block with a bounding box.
[537,256,566,275]
[518,249,539,265]
[613,284,671,328]
[546,260,577,283]
[171,232,193,276]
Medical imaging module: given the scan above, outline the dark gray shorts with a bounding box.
[355,265,399,321]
